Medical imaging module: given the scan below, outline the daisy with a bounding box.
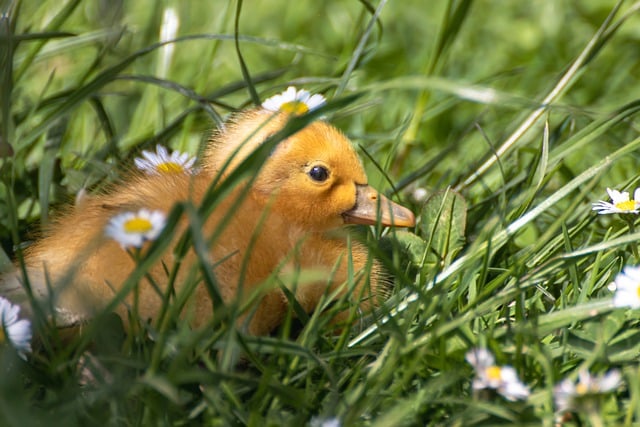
[611,265,640,308]
[465,348,530,401]
[554,370,622,413]
[261,86,326,115]
[105,209,167,249]
[310,417,340,427]
[0,296,32,359]
[592,188,640,214]
[134,145,196,175]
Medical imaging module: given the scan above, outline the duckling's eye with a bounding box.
[308,165,329,182]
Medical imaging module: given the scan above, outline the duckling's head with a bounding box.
[205,109,415,231]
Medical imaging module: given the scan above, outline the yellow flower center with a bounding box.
[123,217,153,234]
[157,162,184,174]
[0,326,5,344]
[576,383,588,395]
[280,101,309,115]
[614,200,636,211]
[486,366,502,381]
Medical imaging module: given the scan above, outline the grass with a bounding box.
[2,0,640,425]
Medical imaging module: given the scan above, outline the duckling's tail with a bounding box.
[0,269,88,328]
[0,269,35,315]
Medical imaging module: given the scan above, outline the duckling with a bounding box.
[1,88,415,335]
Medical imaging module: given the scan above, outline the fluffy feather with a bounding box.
[1,109,415,335]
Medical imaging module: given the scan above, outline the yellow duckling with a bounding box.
[1,87,415,335]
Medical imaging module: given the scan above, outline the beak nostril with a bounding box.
[344,184,415,227]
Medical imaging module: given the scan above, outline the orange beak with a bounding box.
[342,184,416,227]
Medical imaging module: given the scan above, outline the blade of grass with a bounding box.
[454,0,626,191]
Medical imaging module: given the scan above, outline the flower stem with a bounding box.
[626,217,640,262]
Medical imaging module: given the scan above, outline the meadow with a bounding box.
[2,0,640,425]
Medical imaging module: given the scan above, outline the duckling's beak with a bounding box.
[343,184,416,228]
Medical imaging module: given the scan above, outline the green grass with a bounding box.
[2,0,640,425]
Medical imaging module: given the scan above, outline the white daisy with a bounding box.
[465,348,530,401]
[0,296,32,358]
[134,145,196,175]
[261,86,326,115]
[592,187,640,214]
[105,209,167,249]
[611,265,640,308]
[310,417,340,427]
[554,370,622,413]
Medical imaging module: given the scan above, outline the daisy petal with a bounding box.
[612,266,640,308]
[0,296,32,358]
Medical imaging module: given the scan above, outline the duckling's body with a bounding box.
[1,109,414,334]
